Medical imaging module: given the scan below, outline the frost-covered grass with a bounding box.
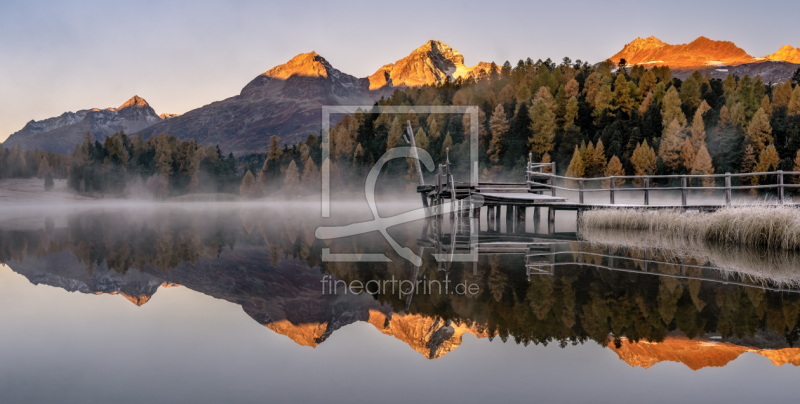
[578,226,800,288]
[578,205,800,287]
[580,205,800,250]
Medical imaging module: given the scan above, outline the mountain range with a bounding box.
[3,95,163,154]
[612,36,800,81]
[4,38,799,155]
[8,248,800,366]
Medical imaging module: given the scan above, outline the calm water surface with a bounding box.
[0,203,798,403]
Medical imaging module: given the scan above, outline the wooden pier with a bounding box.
[418,152,800,231]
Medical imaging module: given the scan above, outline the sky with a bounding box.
[1,0,798,142]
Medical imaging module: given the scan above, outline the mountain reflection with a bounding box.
[3,205,800,368]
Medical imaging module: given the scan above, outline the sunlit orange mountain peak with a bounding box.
[261,51,335,80]
[765,45,800,64]
[262,310,490,358]
[120,293,152,306]
[265,320,328,347]
[610,36,754,68]
[367,40,494,90]
[367,310,490,359]
[608,336,800,370]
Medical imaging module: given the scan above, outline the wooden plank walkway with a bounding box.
[418,156,800,215]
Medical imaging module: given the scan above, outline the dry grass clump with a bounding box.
[578,226,800,288]
[580,206,800,251]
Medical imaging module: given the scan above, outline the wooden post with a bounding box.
[609,178,615,205]
[547,208,556,233]
[517,206,526,233]
[437,165,443,213]
[505,205,514,233]
[778,170,785,202]
[725,173,732,205]
[643,177,650,206]
[533,207,541,231]
[578,180,584,204]
[681,175,687,207]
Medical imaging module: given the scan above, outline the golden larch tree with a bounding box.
[690,145,715,188]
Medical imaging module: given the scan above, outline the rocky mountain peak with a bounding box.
[611,35,754,67]
[621,36,667,53]
[765,44,800,63]
[411,40,466,65]
[118,95,150,109]
[367,40,475,90]
[261,51,334,80]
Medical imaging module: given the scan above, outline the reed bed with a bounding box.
[578,226,800,288]
[580,205,800,251]
[579,205,800,287]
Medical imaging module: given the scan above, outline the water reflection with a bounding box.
[2,205,800,369]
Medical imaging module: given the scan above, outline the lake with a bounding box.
[0,201,798,403]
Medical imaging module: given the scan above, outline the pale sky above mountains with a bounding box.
[1,0,797,142]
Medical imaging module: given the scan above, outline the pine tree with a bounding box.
[760,94,772,118]
[755,144,780,173]
[565,146,585,179]
[563,96,579,130]
[44,172,54,191]
[661,86,687,128]
[386,118,404,151]
[264,135,282,176]
[689,100,711,150]
[414,128,430,150]
[680,138,696,172]
[441,132,454,159]
[586,140,607,177]
[638,70,657,94]
[753,144,780,185]
[332,114,359,159]
[301,156,319,191]
[487,103,509,163]
[631,141,657,185]
[793,150,800,184]
[37,156,52,179]
[592,83,613,123]
[612,73,635,116]
[746,108,773,155]
[679,72,703,113]
[583,72,602,109]
[690,145,715,188]
[773,81,793,109]
[564,78,579,99]
[740,144,756,176]
[239,170,257,198]
[528,87,557,159]
[284,160,300,192]
[426,115,441,141]
[788,86,800,115]
[638,91,654,116]
[604,155,625,187]
[658,119,686,172]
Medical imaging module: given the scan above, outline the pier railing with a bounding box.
[526,166,800,206]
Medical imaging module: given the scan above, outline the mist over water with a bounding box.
[1,193,799,403]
